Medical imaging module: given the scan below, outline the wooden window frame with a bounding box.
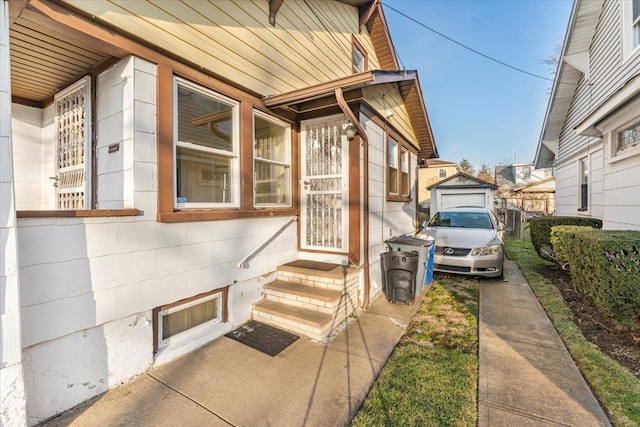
[386,130,413,202]
[253,110,292,207]
[157,65,298,222]
[152,286,229,354]
[352,36,368,73]
[174,77,241,209]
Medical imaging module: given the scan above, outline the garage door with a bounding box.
[441,193,486,209]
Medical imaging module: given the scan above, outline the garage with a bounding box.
[428,172,497,218]
[440,192,486,209]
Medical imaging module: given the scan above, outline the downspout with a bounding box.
[335,88,371,309]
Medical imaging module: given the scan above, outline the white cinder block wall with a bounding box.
[363,115,417,298]
[1,1,28,425]
[16,56,298,424]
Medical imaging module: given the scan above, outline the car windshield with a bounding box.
[428,211,494,229]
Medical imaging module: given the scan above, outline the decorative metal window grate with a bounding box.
[618,122,640,152]
[55,78,90,209]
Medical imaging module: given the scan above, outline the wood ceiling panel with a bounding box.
[9,11,111,103]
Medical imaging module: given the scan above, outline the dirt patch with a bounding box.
[536,264,640,378]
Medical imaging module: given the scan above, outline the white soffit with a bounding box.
[563,51,590,79]
[535,0,603,167]
[541,139,558,155]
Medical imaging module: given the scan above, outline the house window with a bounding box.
[387,138,399,195]
[174,77,239,208]
[352,37,368,73]
[623,0,640,56]
[54,77,92,210]
[617,120,640,153]
[386,134,414,201]
[254,111,291,206]
[579,157,588,211]
[522,166,532,179]
[438,168,447,179]
[155,289,226,352]
[400,147,409,196]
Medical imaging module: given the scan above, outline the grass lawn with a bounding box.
[351,277,479,427]
[505,234,640,427]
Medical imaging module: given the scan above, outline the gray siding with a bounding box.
[557,0,640,163]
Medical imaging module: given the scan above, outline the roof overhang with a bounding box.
[575,74,640,137]
[534,0,604,168]
[263,70,437,157]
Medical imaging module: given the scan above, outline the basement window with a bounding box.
[154,288,228,353]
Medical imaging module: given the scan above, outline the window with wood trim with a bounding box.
[254,111,291,207]
[157,66,297,222]
[400,147,410,196]
[387,138,399,195]
[174,77,240,209]
[352,37,368,73]
[154,287,228,354]
[386,134,414,201]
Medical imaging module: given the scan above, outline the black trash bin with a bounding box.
[381,251,419,304]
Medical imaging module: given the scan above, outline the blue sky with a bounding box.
[382,0,573,171]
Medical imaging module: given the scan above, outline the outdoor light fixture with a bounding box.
[345,122,357,140]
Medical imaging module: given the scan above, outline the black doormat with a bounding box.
[283,260,341,271]
[225,321,299,357]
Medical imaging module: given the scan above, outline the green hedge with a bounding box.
[550,225,594,270]
[557,228,640,329]
[530,216,602,262]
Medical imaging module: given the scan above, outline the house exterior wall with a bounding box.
[363,84,417,147]
[557,1,640,164]
[63,0,379,98]
[364,116,417,298]
[17,57,299,423]
[1,1,28,424]
[553,0,640,229]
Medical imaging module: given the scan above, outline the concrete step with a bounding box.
[264,280,342,311]
[253,300,336,342]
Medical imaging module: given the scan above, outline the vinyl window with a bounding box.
[579,158,588,211]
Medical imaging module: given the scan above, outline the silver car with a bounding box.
[422,207,504,278]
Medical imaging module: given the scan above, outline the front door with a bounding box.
[300,116,349,252]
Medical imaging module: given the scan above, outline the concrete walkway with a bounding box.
[479,260,611,426]
[44,260,612,426]
[43,293,423,427]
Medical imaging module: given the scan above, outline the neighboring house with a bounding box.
[417,158,459,210]
[0,1,438,424]
[495,163,555,215]
[427,172,497,218]
[535,0,640,230]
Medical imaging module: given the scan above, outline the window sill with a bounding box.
[386,195,412,203]
[17,209,140,219]
[606,144,640,164]
[158,207,298,223]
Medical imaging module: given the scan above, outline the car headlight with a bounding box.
[470,244,502,256]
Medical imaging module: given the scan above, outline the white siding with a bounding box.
[17,57,299,423]
[557,0,640,163]
[603,154,640,230]
[364,116,417,298]
[0,1,28,424]
[553,160,579,216]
